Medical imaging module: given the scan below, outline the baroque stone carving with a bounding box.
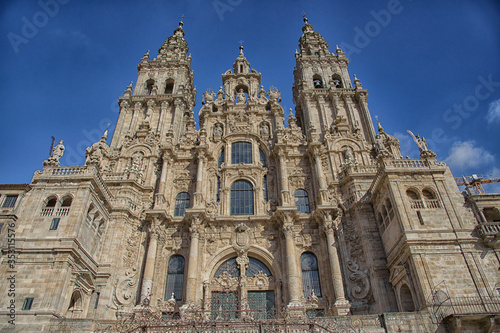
[110,268,138,309]
[347,260,371,300]
[232,223,251,254]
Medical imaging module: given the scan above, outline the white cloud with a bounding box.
[444,140,495,170]
[486,98,500,124]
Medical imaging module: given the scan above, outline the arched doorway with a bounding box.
[209,256,275,320]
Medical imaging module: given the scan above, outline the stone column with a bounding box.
[184,217,201,304]
[154,157,170,209]
[323,212,350,315]
[194,152,205,207]
[277,148,290,205]
[140,224,159,303]
[130,102,142,132]
[311,148,328,205]
[280,214,303,317]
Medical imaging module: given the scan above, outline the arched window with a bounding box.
[214,257,240,277]
[214,257,271,278]
[145,79,155,95]
[294,189,310,213]
[406,189,423,209]
[42,197,57,216]
[164,255,185,301]
[301,252,322,297]
[313,75,323,88]
[231,142,252,164]
[218,148,225,168]
[46,198,57,207]
[174,192,190,217]
[259,148,266,167]
[332,74,343,88]
[58,196,72,216]
[422,189,435,200]
[246,257,272,277]
[68,290,82,313]
[164,79,174,94]
[230,180,254,215]
[406,189,419,200]
[61,197,72,207]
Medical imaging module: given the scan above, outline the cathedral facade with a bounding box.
[1,18,499,332]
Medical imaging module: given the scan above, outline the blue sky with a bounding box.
[1,0,500,191]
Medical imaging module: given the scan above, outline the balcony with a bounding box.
[477,222,500,247]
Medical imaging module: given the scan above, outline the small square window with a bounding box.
[2,195,18,208]
[22,297,34,310]
[49,218,60,230]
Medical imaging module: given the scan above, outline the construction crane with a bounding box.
[455,174,500,194]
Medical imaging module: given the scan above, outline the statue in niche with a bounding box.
[213,123,223,138]
[260,123,270,136]
[43,140,65,166]
[236,88,246,104]
[131,153,143,172]
[344,146,357,166]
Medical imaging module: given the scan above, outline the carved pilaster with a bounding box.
[320,209,351,315]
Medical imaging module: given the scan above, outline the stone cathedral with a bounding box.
[1,18,499,333]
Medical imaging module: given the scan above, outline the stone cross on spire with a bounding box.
[301,11,308,23]
[238,40,245,55]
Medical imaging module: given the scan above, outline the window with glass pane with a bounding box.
[49,218,60,230]
[2,195,18,208]
[231,142,252,164]
[174,192,190,216]
[260,149,266,167]
[214,257,240,277]
[263,175,268,202]
[294,189,310,213]
[246,257,272,277]
[218,148,224,168]
[230,180,254,215]
[164,255,184,301]
[22,297,34,310]
[301,252,322,297]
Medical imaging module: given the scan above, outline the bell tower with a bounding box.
[110,20,196,150]
[292,17,377,146]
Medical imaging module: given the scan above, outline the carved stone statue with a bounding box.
[213,123,223,138]
[407,129,436,158]
[260,123,269,136]
[43,140,65,166]
[344,146,355,164]
[374,134,390,158]
[236,88,246,104]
